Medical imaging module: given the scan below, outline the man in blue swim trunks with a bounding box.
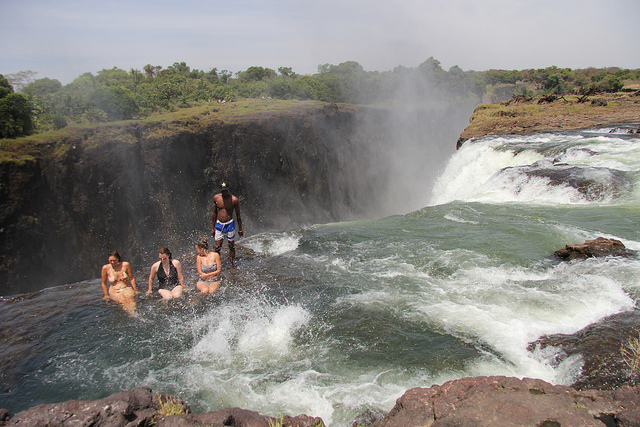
[212,181,244,268]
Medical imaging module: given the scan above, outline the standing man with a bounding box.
[212,181,243,268]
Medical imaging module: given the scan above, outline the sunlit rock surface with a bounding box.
[3,378,639,426]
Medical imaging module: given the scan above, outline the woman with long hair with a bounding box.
[148,246,186,300]
[100,250,139,312]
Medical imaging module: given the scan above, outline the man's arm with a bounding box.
[211,196,218,234]
[235,198,243,236]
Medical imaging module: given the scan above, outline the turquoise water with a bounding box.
[1,126,640,425]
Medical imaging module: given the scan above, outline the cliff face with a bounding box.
[0,101,474,295]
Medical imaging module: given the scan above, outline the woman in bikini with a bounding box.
[195,237,222,294]
[148,246,186,300]
[101,250,139,312]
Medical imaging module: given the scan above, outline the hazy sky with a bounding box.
[2,0,639,84]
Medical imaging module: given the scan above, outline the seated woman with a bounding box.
[147,246,186,300]
[195,237,222,294]
[101,250,139,312]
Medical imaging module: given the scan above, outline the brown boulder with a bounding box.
[5,386,179,426]
[153,408,324,427]
[372,376,640,427]
[529,309,640,391]
[0,387,324,427]
[554,237,633,260]
[4,378,640,427]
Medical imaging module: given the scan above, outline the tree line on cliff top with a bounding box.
[1,58,639,138]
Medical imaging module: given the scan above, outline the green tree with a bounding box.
[268,79,293,99]
[24,77,62,96]
[239,66,277,82]
[291,76,318,100]
[278,67,297,78]
[0,74,33,138]
[597,75,624,93]
[96,67,132,88]
[90,86,138,120]
[543,74,568,94]
[0,75,12,99]
[143,64,162,78]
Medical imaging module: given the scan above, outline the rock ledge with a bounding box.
[3,376,640,426]
[457,92,640,148]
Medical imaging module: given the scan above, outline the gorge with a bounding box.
[0,99,475,295]
[2,94,640,426]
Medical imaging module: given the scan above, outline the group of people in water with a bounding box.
[100,182,243,312]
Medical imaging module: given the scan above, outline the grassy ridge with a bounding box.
[0,99,331,163]
[458,92,640,143]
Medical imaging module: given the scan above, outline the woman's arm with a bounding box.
[148,261,158,294]
[205,253,222,279]
[196,255,205,279]
[101,265,110,300]
[125,262,139,293]
[174,260,185,286]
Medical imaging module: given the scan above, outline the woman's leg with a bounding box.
[207,281,220,294]
[196,281,219,294]
[171,285,184,299]
[110,287,136,312]
[158,289,173,300]
[196,281,209,293]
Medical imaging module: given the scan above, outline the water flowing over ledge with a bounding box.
[456,92,640,148]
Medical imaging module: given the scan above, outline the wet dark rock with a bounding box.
[371,376,640,427]
[497,160,632,202]
[554,237,636,260]
[352,408,386,426]
[529,309,640,390]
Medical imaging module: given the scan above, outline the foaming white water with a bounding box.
[431,132,640,206]
[243,233,300,256]
[430,141,545,205]
[178,294,436,425]
[333,243,639,386]
[181,296,338,420]
[189,299,311,367]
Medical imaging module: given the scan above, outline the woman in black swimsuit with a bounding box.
[147,246,186,300]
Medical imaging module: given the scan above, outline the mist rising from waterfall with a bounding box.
[350,69,479,218]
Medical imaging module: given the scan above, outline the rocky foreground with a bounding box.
[2,376,639,427]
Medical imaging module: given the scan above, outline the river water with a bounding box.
[1,125,640,425]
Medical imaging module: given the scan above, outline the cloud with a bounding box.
[1,0,639,84]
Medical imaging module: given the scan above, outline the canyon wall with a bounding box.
[0,101,474,295]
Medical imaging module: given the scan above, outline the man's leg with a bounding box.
[228,240,235,267]
[214,238,223,254]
